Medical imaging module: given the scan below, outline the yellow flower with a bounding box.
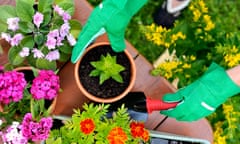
[213,122,226,144]
[193,9,201,22]
[203,15,215,31]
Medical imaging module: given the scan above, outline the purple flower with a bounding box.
[21,113,53,142]
[32,48,44,58]
[19,47,30,57]
[0,71,27,104]
[62,12,71,22]
[33,12,44,28]
[45,37,57,50]
[67,34,76,46]
[7,17,20,31]
[53,5,64,16]
[60,23,70,38]
[0,121,28,144]
[10,33,23,46]
[48,29,59,38]
[45,50,60,62]
[1,32,11,43]
[30,70,60,100]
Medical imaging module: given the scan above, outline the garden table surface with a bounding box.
[0,0,213,143]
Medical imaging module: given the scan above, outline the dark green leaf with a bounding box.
[59,43,72,54]
[34,32,45,46]
[21,35,35,48]
[59,52,70,62]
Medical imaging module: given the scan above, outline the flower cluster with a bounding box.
[21,113,53,142]
[0,121,28,144]
[46,104,150,144]
[0,69,27,104]
[0,0,81,70]
[30,70,60,100]
[0,67,60,143]
[142,0,240,87]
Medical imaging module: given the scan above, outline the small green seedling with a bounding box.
[89,53,125,85]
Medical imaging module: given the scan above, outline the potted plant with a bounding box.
[0,65,61,143]
[0,0,81,70]
[75,42,136,103]
[46,103,150,144]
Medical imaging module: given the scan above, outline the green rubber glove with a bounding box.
[160,62,240,121]
[71,0,147,63]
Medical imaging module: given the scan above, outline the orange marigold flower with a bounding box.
[141,129,150,142]
[80,118,95,134]
[130,121,145,138]
[107,127,128,144]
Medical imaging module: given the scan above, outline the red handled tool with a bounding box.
[133,97,179,113]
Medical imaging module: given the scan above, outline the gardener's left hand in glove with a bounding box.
[160,62,240,121]
[71,0,147,63]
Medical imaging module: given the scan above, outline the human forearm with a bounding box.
[227,65,240,86]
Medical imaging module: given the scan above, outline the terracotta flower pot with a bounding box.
[75,42,136,103]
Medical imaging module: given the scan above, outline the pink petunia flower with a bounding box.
[10,33,23,46]
[45,50,60,62]
[45,37,57,50]
[67,34,76,46]
[32,48,44,58]
[1,32,11,43]
[19,47,30,57]
[7,17,20,31]
[33,12,44,28]
[53,5,64,16]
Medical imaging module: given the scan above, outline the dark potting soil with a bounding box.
[78,44,131,99]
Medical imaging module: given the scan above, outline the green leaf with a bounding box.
[55,0,74,15]
[34,32,45,46]
[0,5,16,32]
[59,52,70,62]
[69,19,82,38]
[38,0,53,13]
[21,35,35,48]
[36,58,57,70]
[19,21,34,34]
[99,73,110,85]
[59,43,72,54]
[89,69,101,77]
[112,74,123,83]
[8,47,25,65]
[16,0,35,22]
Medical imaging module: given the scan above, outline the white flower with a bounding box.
[45,50,60,61]
[7,17,20,31]
[67,34,76,46]
[19,47,30,57]
[32,48,44,58]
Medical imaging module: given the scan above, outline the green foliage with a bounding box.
[89,53,125,85]
[0,0,81,70]
[47,103,149,144]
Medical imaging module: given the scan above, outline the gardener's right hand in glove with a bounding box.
[160,62,240,121]
[71,0,147,63]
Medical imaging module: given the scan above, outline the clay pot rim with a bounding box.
[74,42,136,103]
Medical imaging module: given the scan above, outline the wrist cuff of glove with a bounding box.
[201,62,240,101]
